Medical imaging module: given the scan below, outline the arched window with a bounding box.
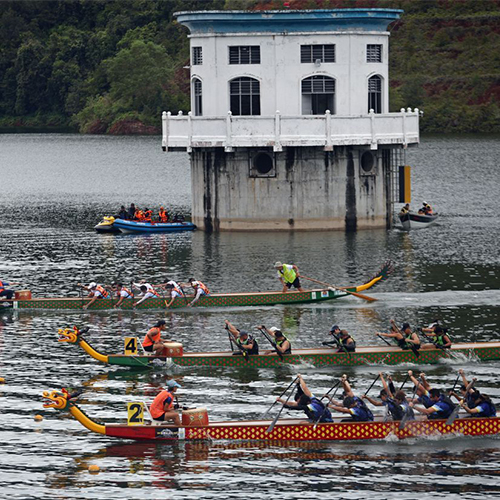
[301,75,335,115]
[368,75,382,114]
[193,78,202,116]
[230,77,260,116]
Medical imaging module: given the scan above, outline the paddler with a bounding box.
[377,319,421,352]
[113,282,134,308]
[327,375,374,422]
[0,279,19,301]
[273,262,305,293]
[149,379,182,425]
[160,280,186,308]
[419,324,452,349]
[410,387,456,420]
[276,374,333,423]
[461,392,497,418]
[185,278,210,306]
[326,325,356,353]
[142,320,173,355]
[78,282,109,310]
[225,320,259,355]
[258,325,291,356]
[362,372,413,422]
[132,282,160,307]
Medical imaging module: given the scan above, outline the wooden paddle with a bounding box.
[446,378,476,426]
[261,376,299,419]
[300,275,377,302]
[266,376,300,433]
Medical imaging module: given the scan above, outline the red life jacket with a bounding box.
[159,209,168,223]
[194,281,210,294]
[0,281,5,293]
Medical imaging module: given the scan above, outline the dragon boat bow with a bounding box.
[42,388,500,443]
[59,327,500,369]
[13,262,392,310]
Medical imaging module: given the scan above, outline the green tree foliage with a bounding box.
[1,0,500,133]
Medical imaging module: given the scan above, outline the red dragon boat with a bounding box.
[42,388,500,443]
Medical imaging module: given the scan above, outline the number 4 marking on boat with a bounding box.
[124,337,138,355]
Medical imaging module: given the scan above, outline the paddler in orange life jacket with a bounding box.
[78,282,109,310]
[143,208,153,223]
[274,262,305,293]
[0,280,20,301]
[134,208,145,221]
[149,379,182,425]
[186,278,210,306]
[113,282,134,308]
[158,280,185,308]
[158,206,169,223]
[142,319,173,356]
[133,282,160,307]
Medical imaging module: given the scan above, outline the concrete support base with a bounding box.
[191,146,394,232]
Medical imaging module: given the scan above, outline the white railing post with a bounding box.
[325,110,333,151]
[187,111,193,152]
[162,111,169,151]
[401,107,408,148]
[369,109,377,150]
[274,110,282,152]
[225,111,233,152]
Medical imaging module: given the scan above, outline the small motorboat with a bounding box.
[399,211,438,230]
[94,216,121,234]
[112,218,196,234]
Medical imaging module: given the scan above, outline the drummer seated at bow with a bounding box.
[377,319,421,351]
[324,324,356,353]
[258,325,292,356]
[419,324,452,350]
[362,372,414,422]
[78,282,109,310]
[142,320,173,356]
[273,261,305,293]
[327,375,374,422]
[149,379,182,425]
[225,320,259,355]
[184,278,210,307]
[276,374,333,423]
[133,283,160,307]
[113,282,134,308]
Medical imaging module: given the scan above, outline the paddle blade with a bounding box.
[266,412,281,433]
[399,411,410,430]
[445,406,460,426]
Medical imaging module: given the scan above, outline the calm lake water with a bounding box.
[0,134,499,499]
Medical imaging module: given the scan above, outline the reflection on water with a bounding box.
[0,134,499,498]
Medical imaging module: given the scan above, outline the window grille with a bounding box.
[229,46,261,65]
[192,47,203,65]
[193,78,202,116]
[300,45,335,63]
[230,77,261,115]
[367,44,382,63]
[368,75,382,113]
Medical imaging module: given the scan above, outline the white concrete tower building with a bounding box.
[162,9,419,231]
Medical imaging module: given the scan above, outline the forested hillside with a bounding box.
[1,0,499,133]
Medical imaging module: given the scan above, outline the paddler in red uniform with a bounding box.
[149,379,182,425]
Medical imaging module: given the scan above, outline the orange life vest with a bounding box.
[0,281,5,293]
[117,287,132,298]
[135,210,145,221]
[143,327,161,347]
[194,281,210,295]
[150,390,174,418]
[159,208,168,223]
[144,210,152,222]
[95,285,109,298]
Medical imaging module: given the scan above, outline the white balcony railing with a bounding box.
[161,108,420,152]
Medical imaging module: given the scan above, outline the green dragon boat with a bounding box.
[59,327,500,369]
[9,262,391,311]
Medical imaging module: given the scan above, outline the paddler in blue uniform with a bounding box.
[327,375,374,422]
[277,374,333,423]
[411,388,456,420]
[461,392,497,418]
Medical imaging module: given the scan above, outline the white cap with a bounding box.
[274,262,283,268]
[89,282,97,289]
[269,327,279,332]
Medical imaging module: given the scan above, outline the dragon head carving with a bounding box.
[58,326,89,343]
[42,388,71,410]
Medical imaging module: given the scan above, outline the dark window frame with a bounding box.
[192,46,203,65]
[301,75,336,115]
[193,78,202,116]
[368,75,382,113]
[229,77,261,116]
[229,46,261,65]
[301,44,336,63]
[366,44,382,63]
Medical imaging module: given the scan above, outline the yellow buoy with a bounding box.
[0,377,5,384]
[34,414,43,421]
[88,464,100,473]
